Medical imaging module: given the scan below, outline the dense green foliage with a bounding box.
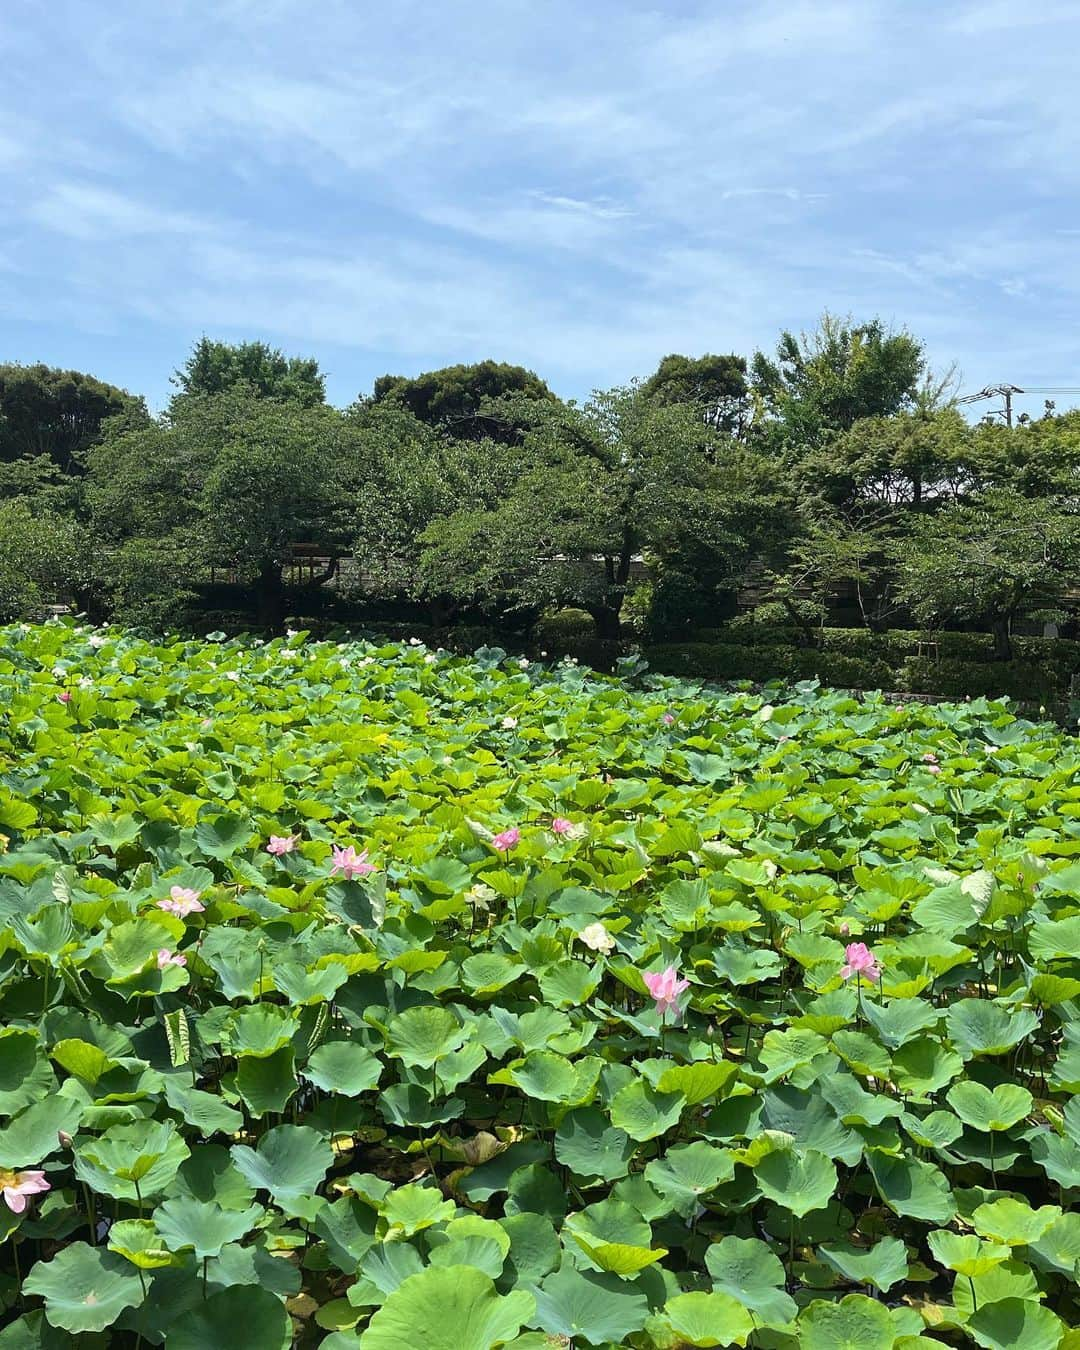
[0,364,146,476]
[4,624,1080,1345]
[173,339,327,409]
[370,361,556,443]
[4,321,1080,701]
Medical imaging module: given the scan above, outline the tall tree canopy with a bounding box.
[87,390,360,629]
[419,386,790,638]
[172,338,326,408]
[751,313,925,453]
[640,353,749,435]
[370,360,557,442]
[895,491,1080,660]
[0,363,146,474]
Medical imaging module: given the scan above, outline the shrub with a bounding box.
[534,607,596,652]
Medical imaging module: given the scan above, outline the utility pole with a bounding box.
[956,383,1025,427]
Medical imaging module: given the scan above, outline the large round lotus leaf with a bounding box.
[951,1261,1040,1318]
[162,1079,245,1138]
[555,1107,635,1181]
[945,1001,1039,1058]
[0,1030,54,1115]
[927,1231,1010,1278]
[23,1243,145,1334]
[0,1094,83,1168]
[427,1234,506,1280]
[506,1050,579,1102]
[565,1197,652,1250]
[609,1079,685,1141]
[384,1006,466,1068]
[1029,1132,1080,1189]
[530,1265,650,1345]
[313,1195,378,1273]
[655,1061,738,1107]
[230,1124,332,1200]
[644,1141,735,1218]
[271,960,348,1005]
[379,1181,456,1238]
[236,1045,297,1117]
[890,1039,964,1097]
[107,1219,178,1270]
[819,1237,908,1293]
[357,1265,534,1350]
[224,1005,297,1057]
[305,1041,382,1095]
[972,1198,1061,1247]
[798,1294,895,1350]
[170,1145,256,1209]
[1028,1212,1080,1276]
[753,1147,837,1217]
[76,1121,190,1201]
[0,1310,104,1348]
[946,1081,1032,1131]
[154,1197,264,1260]
[193,812,253,860]
[499,1212,560,1285]
[867,1151,955,1224]
[900,1108,962,1150]
[164,1285,290,1350]
[704,1235,796,1326]
[663,1291,755,1348]
[967,1297,1064,1350]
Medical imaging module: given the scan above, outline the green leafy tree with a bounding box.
[895,492,1080,659]
[769,510,900,638]
[172,338,326,408]
[798,409,976,509]
[751,313,925,454]
[420,387,789,639]
[641,353,749,436]
[87,391,359,630]
[345,402,514,615]
[968,408,1080,499]
[370,361,556,442]
[0,501,95,621]
[0,363,147,474]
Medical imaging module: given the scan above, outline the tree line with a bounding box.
[2,319,1080,661]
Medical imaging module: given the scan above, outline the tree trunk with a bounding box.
[991,615,1013,662]
[779,594,818,648]
[586,604,622,642]
[256,560,286,633]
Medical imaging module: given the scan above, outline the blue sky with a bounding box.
[1,0,1078,415]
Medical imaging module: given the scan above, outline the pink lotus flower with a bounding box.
[329,845,376,880]
[0,1168,50,1215]
[838,921,850,937]
[922,751,938,763]
[157,886,204,918]
[551,817,574,837]
[491,827,520,853]
[662,713,675,726]
[266,834,298,856]
[840,942,880,982]
[156,949,187,969]
[927,763,941,775]
[643,965,690,1020]
[56,691,71,704]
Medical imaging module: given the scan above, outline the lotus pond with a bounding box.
[2,623,1080,1348]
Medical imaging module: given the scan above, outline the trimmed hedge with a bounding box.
[646,639,1072,706]
[696,623,1080,670]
